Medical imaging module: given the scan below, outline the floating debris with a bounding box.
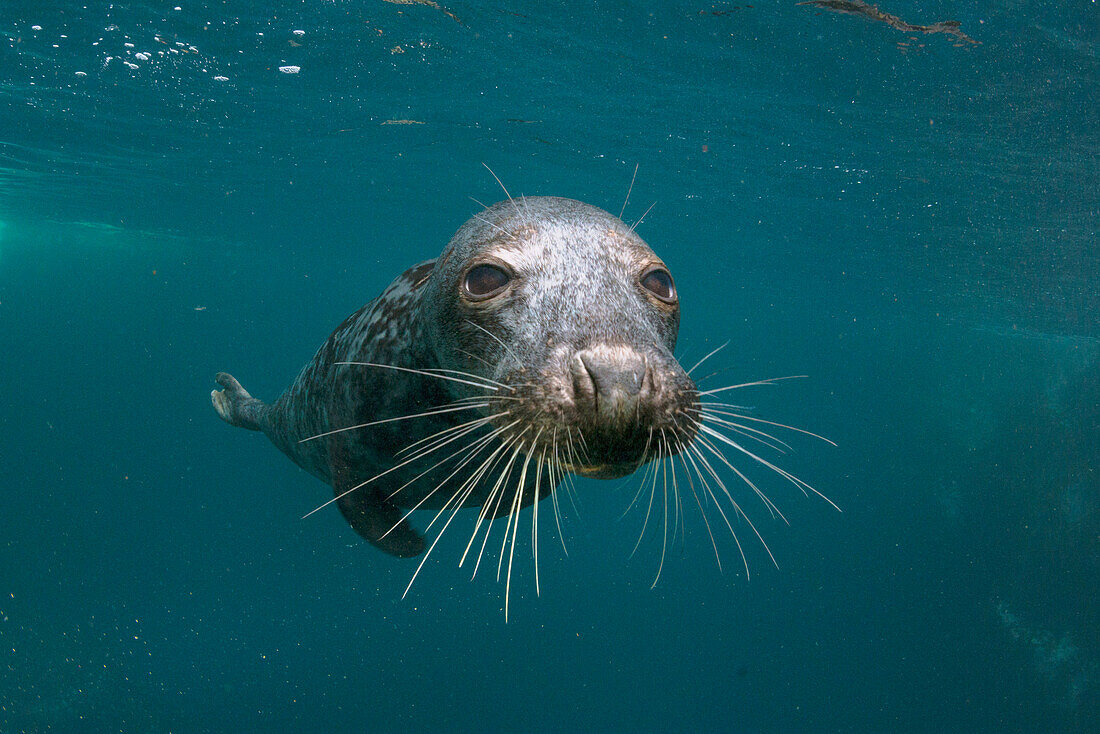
[698,4,754,16]
[799,0,978,45]
[381,119,425,125]
[381,0,462,26]
[278,65,301,74]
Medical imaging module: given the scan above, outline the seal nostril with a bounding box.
[579,353,600,389]
[570,353,598,405]
[574,348,647,406]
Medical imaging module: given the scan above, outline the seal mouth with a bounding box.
[555,417,700,479]
[567,460,648,480]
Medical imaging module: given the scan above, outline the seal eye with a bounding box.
[640,267,676,303]
[464,263,511,299]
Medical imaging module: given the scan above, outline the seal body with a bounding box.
[212,196,698,558]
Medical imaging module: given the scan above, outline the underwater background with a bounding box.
[1,1,1096,732]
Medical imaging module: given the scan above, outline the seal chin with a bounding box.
[570,461,647,480]
[555,422,694,480]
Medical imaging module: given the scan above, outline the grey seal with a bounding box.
[212,195,831,598]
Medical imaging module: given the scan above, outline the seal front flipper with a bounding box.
[331,445,426,558]
[211,372,266,431]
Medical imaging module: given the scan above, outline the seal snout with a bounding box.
[551,342,696,479]
[571,346,651,423]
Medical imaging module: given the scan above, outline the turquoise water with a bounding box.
[1,1,1097,731]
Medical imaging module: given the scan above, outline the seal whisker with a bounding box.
[478,440,526,582]
[470,432,530,580]
[664,431,682,556]
[481,162,523,219]
[619,162,640,219]
[552,428,580,510]
[630,440,663,559]
[425,367,512,390]
[463,319,524,370]
[693,364,757,387]
[573,427,591,464]
[630,200,657,232]
[685,340,730,376]
[377,418,501,509]
[390,419,510,506]
[404,436,523,600]
[621,430,657,521]
[674,433,723,572]
[697,405,838,446]
[689,436,783,567]
[697,424,840,512]
[661,431,681,576]
[532,444,546,596]
[693,430,788,521]
[397,439,498,555]
[298,402,490,443]
[394,412,506,461]
[335,361,503,392]
[470,211,510,237]
[558,455,585,515]
[698,412,795,453]
[694,399,754,411]
[460,429,528,569]
[650,429,671,589]
[447,395,520,411]
[696,375,808,396]
[302,414,499,519]
[456,346,496,371]
[497,443,530,581]
[686,443,753,577]
[383,420,518,533]
[445,433,521,540]
[503,474,524,622]
[502,432,540,621]
[499,432,539,583]
[400,436,518,600]
[548,430,569,556]
[665,429,689,554]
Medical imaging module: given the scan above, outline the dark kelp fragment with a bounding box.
[799,0,978,45]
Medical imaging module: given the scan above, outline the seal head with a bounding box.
[421,196,697,478]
